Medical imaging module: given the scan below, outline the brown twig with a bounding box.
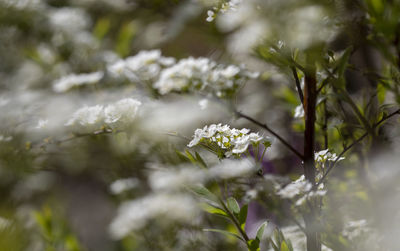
[317,108,400,186]
[235,111,304,160]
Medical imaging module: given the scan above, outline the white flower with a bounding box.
[188,123,267,157]
[65,105,104,127]
[109,193,199,239]
[52,71,104,93]
[154,57,258,97]
[276,175,312,199]
[294,104,304,118]
[104,98,142,125]
[110,178,139,195]
[315,149,345,170]
[107,50,175,82]
[206,10,215,22]
[0,135,12,142]
[36,119,49,129]
[198,99,209,110]
[65,98,141,131]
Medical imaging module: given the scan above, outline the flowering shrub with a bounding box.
[1,0,400,251]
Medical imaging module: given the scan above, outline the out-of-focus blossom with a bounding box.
[154,57,258,97]
[294,104,304,118]
[35,119,49,129]
[65,98,141,131]
[52,71,104,93]
[110,178,139,195]
[109,193,199,239]
[107,50,175,82]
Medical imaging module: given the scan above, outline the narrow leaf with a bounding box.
[238,204,248,230]
[256,221,268,241]
[191,185,219,204]
[281,241,289,251]
[227,197,240,214]
[195,151,207,168]
[203,229,245,242]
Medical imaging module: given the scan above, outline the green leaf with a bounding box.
[195,151,207,168]
[227,197,240,214]
[337,47,353,77]
[281,241,289,251]
[191,185,219,204]
[176,151,190,162]
[202,203,229,218]
[247,239,260,251]
[185,150,197,164]
[238,204,248,230]
[270,240,279,251]
[256,221,268,241]
[287,239,293,251]
[203,229,244,242]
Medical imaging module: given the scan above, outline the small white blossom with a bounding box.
[206,10,215,22]
[294,104,304,118]
[206,0,243,22]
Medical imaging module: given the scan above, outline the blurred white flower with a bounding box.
[35,119,49,129]
[109,193,199,239]
[294,104,304,118]
[52,71,104,93]
[48,7,90,35]
[209,159,256,179]
[0,135,13,142]
[198,99,209,110]
[110,178,139,195]
[154,57,258,97]
[107,50,175,82]
[104,98,142,126]
[276,175,312,199]
[65,98,141,131]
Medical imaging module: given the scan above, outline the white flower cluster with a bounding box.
[276,175,326,206]
[188,123,264,157]
[315,149,345,163]
[315,149,345,173]
[52,71,104,93]
[65,98,141,131]
[206,0,243,22]
[154,57,258,97]
[107,49,175,82]
[109,193,199,239]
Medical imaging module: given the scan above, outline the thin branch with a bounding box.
[235,111,304,160]
[317,108,400,186]
[218,198,250,242]
[291,66,304,107]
